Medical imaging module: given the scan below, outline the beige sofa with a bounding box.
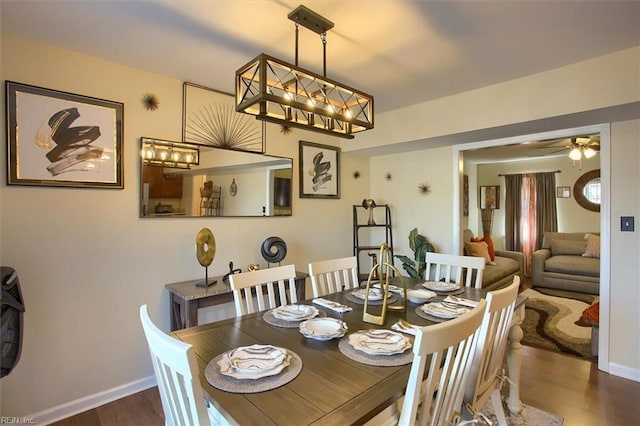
[531,232,600,295]
[463,229,524,291]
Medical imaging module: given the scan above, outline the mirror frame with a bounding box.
[139,137,293,218]
[573,169,600,212]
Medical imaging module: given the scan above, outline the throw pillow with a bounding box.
[576,301,600,326]
[471,236,495,261]
[583,233,600,258]
[464,241,494,265]
[550,239,586,256]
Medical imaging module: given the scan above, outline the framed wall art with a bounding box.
[299,141,340,199]
[5,81,123,188]
[182,82,264,153]
[557,186,571,198]
[479,185,500,209]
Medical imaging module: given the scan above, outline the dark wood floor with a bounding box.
[51,344,639,426]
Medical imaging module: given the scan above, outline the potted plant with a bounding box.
[394,227,435,279]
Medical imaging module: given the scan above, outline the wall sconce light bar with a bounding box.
[236,53,374,139]
[141,138,199,169]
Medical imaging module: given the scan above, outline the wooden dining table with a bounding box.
[172,279,527,425]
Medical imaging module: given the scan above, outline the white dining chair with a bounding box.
[462,276,520,425]
[308,256,360,298]
[396,299,488,425]
[139,305,229,426]
[424,252,486,288]
[229,264,298,316]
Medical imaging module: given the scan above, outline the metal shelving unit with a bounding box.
[352,204,394,280]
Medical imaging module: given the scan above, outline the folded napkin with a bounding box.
[391,321,417,336]
[312,298,353,313]
[443,296,478,308]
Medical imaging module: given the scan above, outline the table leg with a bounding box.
[505,304,524,414]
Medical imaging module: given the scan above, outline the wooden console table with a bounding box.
[165,271,308,331]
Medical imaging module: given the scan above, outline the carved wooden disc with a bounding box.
[195,228,216,267]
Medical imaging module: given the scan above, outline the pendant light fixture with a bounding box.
[235,5,374,139]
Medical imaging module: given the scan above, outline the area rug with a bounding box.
[520,288,597,359]
[479,400,563,425]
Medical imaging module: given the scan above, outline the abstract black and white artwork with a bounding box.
[6,81,123,188]
[299,141,340,199]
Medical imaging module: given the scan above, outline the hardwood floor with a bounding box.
[50,345,639,426]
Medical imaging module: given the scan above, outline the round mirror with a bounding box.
[573,169,600,212]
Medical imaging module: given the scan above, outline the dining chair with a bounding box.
[229,264,298,316]
[424,252,486,288]
[308,256,360,298]
[397,298,488,425]
[462,276,520,426]
[139,305,228,426]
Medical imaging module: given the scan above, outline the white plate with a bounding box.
[373,283,403,294]
[421,302,469,319]
[352,288,385,301]
[422,281,460,292]
[271,305,319,321]
[299,318,347,340]
[218,345,290,379]
[406,289,437,303]
[348,330,412,355]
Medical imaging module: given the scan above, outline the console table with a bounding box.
[165,271,308,331]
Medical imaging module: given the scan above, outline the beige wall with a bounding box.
[0,33,370,418]
[473,155,601,251]
[2,32,639,420]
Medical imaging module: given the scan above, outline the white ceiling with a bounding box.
[2,0,639,115]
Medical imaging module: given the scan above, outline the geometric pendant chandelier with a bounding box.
[235,5,374,139]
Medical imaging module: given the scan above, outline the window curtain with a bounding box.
[504,172,558,275]
[504,174,522,251]
[534,172,558,249]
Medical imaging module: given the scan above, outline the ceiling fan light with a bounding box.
[584,147,597,158]
[569,147,582,160]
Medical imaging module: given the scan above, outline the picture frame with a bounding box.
[479,185,500,209]
[557,186,571,198]
[182,82,264,153]
[5,81,123,189]
[299,141,340,199]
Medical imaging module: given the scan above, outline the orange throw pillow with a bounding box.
[464,241,493,265]
[472,236,495,261]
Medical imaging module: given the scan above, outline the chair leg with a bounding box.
[490,389,508,426]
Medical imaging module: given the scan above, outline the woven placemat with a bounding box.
[344,292,399,306]
[263,308,326,328]
[338,333,413,366]
[205,349,302,393]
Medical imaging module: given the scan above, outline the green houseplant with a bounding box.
[394,227,435,279]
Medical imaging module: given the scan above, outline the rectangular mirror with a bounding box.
[140,137,292,218]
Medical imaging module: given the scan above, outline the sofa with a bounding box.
[531,232,600,295]
[462,229,525,291]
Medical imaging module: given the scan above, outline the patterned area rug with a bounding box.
[521,288,597,359]
[479,400,564,425]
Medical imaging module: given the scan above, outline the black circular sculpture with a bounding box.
[261,236,287,265]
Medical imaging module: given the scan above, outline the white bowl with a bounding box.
[406,289,437,304]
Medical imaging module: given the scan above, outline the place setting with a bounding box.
[338,329,413,366]
[263,304,325,328]
[415,298,473,323]
[205,344,303,393]
[299,317,348,341]
[344,287,399,306]
[421,280,466,296]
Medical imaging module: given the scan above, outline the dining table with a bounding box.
[171,278,527,425]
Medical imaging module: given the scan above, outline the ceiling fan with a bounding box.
[534,135,600,159]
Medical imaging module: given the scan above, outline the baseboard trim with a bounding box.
[608,362,640,383]
[31,375,157,425]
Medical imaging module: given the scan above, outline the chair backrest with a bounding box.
[308,256,360,298]
[399,299,487,426]
[424,252,485,288]
[464,276,520,414]
[229,264,298,316]
[139,305,211,426]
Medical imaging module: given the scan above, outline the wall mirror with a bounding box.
[140,137,292,218]
[573,169,600,212]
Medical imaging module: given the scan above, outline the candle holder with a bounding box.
[362,243,407,325]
